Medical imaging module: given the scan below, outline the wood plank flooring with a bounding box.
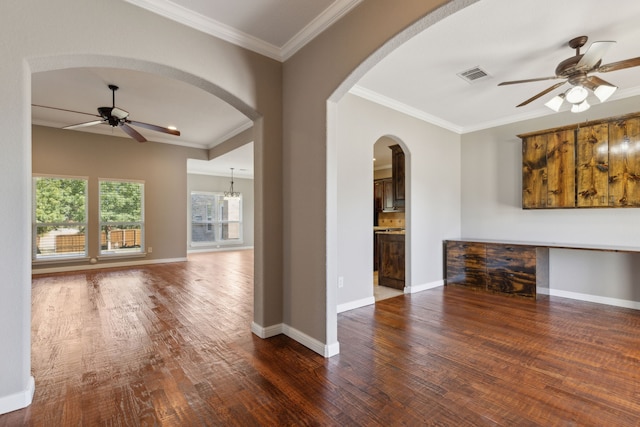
[2,250,640,425]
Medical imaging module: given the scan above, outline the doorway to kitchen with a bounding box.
[373,136,406,301]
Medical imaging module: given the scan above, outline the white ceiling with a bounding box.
[31,0,640,175]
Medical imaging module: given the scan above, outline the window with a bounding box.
[191,192,242,245]
[99,179,144,255]
[33,176,88,260]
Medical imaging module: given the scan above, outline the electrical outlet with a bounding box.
[338,276,344,288]
[148,246,152,253]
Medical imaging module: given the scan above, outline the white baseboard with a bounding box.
[250,321,283,338]
[188,246,253,254]
[251,322,339,358]
[337,296,375,313]
[32,257,187,275]
[0,376,34,415]
[405,279,444,294]
[544,288,640,310]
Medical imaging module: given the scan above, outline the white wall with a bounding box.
[187,174,255,249]
[335,94,461,310]
[461,95,640,305]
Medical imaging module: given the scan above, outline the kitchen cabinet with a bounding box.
[374,178,396,212]
[377,232,405,290]
[522,129,575,208]
[521,112,640,209]
[445,240,549,298]
[390,144,405,209]
[576,123,609,207]
[609,117,640,207]
[445,241,487,290]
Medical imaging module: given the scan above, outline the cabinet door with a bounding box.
[609,118,640,207]
[391,145,405,202]
[485,244,536,297]
[522,135,548,208]
[577,124,609,207]
[378,233,405,290]
[382,179,394,210]
[374,180,384,212]
[546,130,575,207]
[445,241,486,290]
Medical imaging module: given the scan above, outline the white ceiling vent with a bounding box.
[457,66,490,83]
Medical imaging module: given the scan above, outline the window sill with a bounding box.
[33,256,90,265]
[98,252,147,260]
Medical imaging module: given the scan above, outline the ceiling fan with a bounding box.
[32,84,180,142]
[498,36,640,113]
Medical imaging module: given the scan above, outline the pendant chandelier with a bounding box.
[224,168,241,198]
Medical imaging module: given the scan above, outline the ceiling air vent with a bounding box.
[457,66,490,83]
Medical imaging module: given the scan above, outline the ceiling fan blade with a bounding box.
[577,41,615,70]
[597,57,640,73]
[516,81,567,107]
[128,120,180,136]
[32,104,100,118]
[63,120,104,130]
[120,123,147,142]
[498,76,561,86]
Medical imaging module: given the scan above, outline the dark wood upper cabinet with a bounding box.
[520,112,640,209]
[389,144,405,209]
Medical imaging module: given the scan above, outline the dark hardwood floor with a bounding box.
[2,250,640,426]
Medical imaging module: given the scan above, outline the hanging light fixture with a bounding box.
[224,168,241,198]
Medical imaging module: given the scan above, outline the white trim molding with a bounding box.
[405,279,444,294]
[541,288,640,311]
[31,257,187,275]
[251,322,340,358]
[0,376,35,415]
[122,0,362,62]
[337,296,375,313]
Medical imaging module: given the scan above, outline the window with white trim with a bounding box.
[191,192,242,245]
[33,175,88,260]
[99,179,145,255]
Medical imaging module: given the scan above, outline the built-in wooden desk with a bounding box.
[444,239,640,298]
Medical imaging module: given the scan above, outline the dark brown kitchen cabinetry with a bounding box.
[374,178,395,212]
[377,232,405,290]
[390,144,405,208]
[445,241,487,290]
[445,240,549,298]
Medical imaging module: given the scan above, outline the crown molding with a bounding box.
[123,0,282,60]
[124,0,363,62]
[349,85,464,134]
[281,0,363,61]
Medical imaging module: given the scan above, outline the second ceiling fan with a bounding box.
[33,84,180,142]
[498,36,640,112]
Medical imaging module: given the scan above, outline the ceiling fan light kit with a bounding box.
[32,84,180,142]
[499,35,640,113]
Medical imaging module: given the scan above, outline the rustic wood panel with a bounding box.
[3,253,640,425]
[445,241,487,290]
[377,233,405,289]
[546,129,575,207]
[609,117,640,207]
[577,123,609,207]
[522,134,548,208]
[485,243,537,297]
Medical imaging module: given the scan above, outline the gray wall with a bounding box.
[461,95,640,303]
[336,94,460,309]
[187,174,254,249]
[32,125,207,270]
[1,0,283,411]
